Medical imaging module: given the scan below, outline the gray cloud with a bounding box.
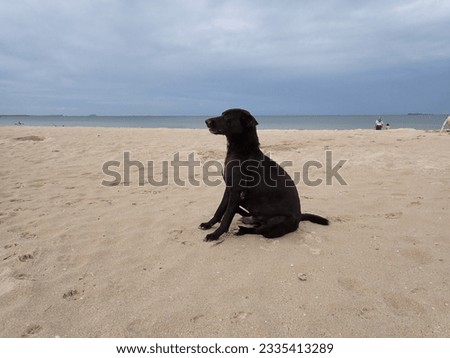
[1,0,450,114]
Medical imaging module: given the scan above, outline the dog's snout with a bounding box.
[205,115,224,135]
[205,118,216,129]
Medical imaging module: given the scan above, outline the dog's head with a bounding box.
[205,108,258,136]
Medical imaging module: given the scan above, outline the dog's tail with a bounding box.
[300,213,329,226]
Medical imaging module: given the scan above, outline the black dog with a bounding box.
[199,108,329,241]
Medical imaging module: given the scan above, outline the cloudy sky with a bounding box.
[1,0,449,115]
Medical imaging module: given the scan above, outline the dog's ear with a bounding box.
[241,112,258,128]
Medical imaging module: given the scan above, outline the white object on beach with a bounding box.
[440,115,450,132]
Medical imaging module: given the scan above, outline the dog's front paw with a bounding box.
[199,222,212,230]
[204,233,220,242]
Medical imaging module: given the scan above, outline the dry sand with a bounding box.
[0,126,449,338]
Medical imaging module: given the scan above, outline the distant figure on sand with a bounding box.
[386,123,391,130]
[440,115,450,132]
[375,117,383,130]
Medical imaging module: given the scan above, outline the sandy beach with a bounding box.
[0,126,449,338]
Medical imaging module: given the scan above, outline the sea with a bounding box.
[0,114,446,130]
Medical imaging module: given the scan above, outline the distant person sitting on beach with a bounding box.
[386,123,391,130]
[440,115,450,132]
[375,117,383,130]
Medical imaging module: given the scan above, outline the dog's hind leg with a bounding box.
[239,216,257,225]
[235,216,299,238]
